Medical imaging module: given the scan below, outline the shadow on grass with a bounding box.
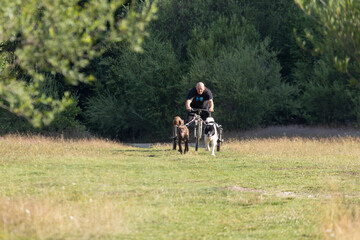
[112,149,171,153]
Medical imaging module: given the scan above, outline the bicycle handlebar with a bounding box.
[189,108,209,113]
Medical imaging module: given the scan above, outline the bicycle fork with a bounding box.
[194,120,202,139]
[194,121,198,138]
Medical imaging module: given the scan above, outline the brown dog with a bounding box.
[173,116,189,154]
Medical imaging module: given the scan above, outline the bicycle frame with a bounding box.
[193,113,203,139]
[191,108,208,151]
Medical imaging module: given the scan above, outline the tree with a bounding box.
[295,0,360,83]
[0,0,157,127]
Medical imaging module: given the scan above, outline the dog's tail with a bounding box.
[173,116,184,126]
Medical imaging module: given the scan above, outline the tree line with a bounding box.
[0,0,359,141]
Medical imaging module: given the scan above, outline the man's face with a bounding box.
[196,85,205,95]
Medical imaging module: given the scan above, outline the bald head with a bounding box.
[196,82,205,95]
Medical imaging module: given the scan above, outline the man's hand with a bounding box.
[209,107,214,112]
[186,107,192,112]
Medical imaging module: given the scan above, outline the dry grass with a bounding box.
[0,196,130,239]
[0,134,134,239]
[322,198,360,240]
[225,137,360,161]
[0,134,128,162]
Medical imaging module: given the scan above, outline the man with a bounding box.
[185,82,214,124]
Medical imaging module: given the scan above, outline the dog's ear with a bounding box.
[173,116,180,126]
[173,116,184,126]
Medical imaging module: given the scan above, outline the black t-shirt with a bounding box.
[186,87,213,109]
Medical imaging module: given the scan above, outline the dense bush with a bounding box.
[297,59,356,125]
[243,0,311,81]
[36,74,85,133]
[151,0,247,61]
[0,108,35,134]
[0,73,84,135]
[301,82,354,124]
[84,37,184,140]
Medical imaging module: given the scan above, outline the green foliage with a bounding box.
[297,59,356,124]
[37,75,84,133]
[209,45,297,129]
[301,82,354,124]
[84,37,184,139]
[46,101,84,133]
[0,75,73,128]
[84,92,126,138]
[0,73,84,135]
[243,0,309,81]
[187,16,261,60]
[0,108,34,134]
[153,0,312,83]
[264,83,301,125]
[0,0,157,127]
[295,0,360,82]
[152,0,247,60]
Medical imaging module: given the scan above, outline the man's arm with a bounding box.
[186,99,192,111]
[208,99,214,112]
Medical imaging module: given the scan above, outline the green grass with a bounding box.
[0,135,359,239]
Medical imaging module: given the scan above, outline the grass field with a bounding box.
[0,134,359,239]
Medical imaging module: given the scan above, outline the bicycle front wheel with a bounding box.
[195,136,199,151]
[195,121,202,151]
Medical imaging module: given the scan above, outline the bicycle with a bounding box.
[187,108,208,151]
[172,109,223,152]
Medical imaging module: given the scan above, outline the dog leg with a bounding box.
[211,141,216,156]
[184,139,189,153]
[205,138,210,151]
[178,138,183,154]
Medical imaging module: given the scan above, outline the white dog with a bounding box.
[204,117,218,156]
